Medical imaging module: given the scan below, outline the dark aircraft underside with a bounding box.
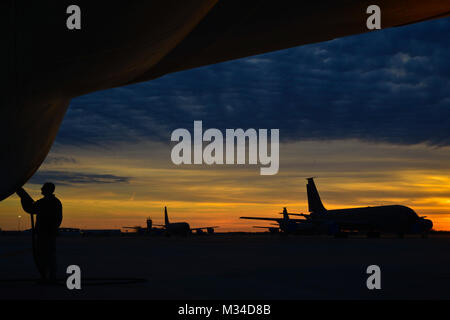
[1,1,449,200]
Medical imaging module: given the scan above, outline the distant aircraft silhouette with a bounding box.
[241,207,315,235]
[252,226,280,234]
[123,218,154,234]
[289,178,433,237]
[155,207,218,236]
[242,178,433,237]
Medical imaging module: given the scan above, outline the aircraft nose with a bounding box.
[415,218,433,232]
[422,219,433,231]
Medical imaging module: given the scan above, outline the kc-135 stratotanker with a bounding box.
[241,178,433,237]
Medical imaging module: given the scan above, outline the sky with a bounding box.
[1,17,449,231]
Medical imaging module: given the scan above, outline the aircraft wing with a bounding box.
[285,213,310,217]
[253,226,279,229]
[2,1,449,201]
[190,226,219,231]
[240,217,282,222]
[290,219,312,223]
[240,216,309,222]
[133,1,450,83]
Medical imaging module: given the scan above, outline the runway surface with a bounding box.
[0,234,449,299]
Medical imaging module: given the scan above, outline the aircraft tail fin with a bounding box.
[164,206,169,226]
[282,207,289,220]
[307,178,326,213]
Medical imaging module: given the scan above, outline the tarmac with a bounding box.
[1,233,449,299]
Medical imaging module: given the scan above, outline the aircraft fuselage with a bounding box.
[312,205,433,234]
[166,222,191,236]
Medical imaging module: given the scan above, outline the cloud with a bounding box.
[43,156,78,165]
[29,171,130,186]
[55,17,450,148]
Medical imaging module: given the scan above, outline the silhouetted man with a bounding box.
[17,183,63,283]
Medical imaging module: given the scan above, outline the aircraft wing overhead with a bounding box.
[133,0,450,82]
[1,0,449,201]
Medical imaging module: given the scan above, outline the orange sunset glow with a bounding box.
[0,139,449,232]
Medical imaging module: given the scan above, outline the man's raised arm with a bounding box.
[16,187,36,214]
